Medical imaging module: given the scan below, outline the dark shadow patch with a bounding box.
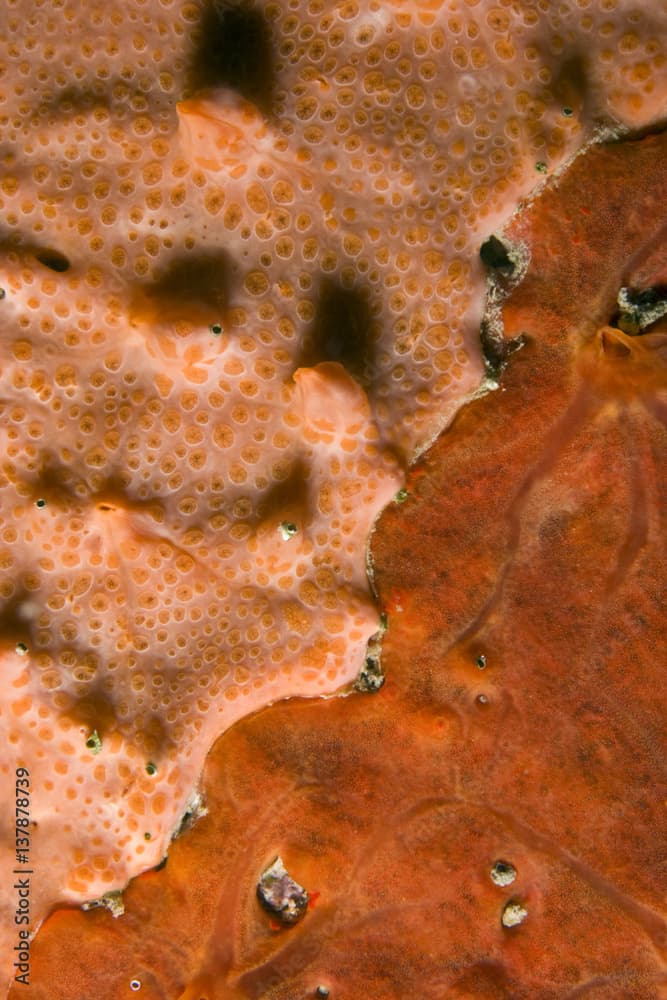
[0,586,35,652]
[255,457,309,522]
[188,2,275,116]
[63,690,118,738]
[65,697,175,761]
[252,458,310,548]
[33,87,105,120]
[0,229,23,254]
[27,455,83,508]
[450,959,514,998]
[131,251,232,327]
[28,464,151,515]
[551,53,589,119]
[91,472,154,511]
[298,279,376,386]
[135,714,172,759]
[34,248,71,273]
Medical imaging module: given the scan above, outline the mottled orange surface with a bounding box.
[15,127,667,999]
[6,0,667,963]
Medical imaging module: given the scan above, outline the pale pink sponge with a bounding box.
[0,0,666,991]
[0,286,401,910]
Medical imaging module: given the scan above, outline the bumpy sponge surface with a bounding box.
[0,0,665,988]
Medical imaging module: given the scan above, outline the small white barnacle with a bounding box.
[130,980,141,992]
[490,860,516,887]
[501,900,528,928]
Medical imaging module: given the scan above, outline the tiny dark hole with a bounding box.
[35,248,71,273]
[480,236,514,273]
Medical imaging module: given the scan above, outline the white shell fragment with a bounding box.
[502,900,528,928]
